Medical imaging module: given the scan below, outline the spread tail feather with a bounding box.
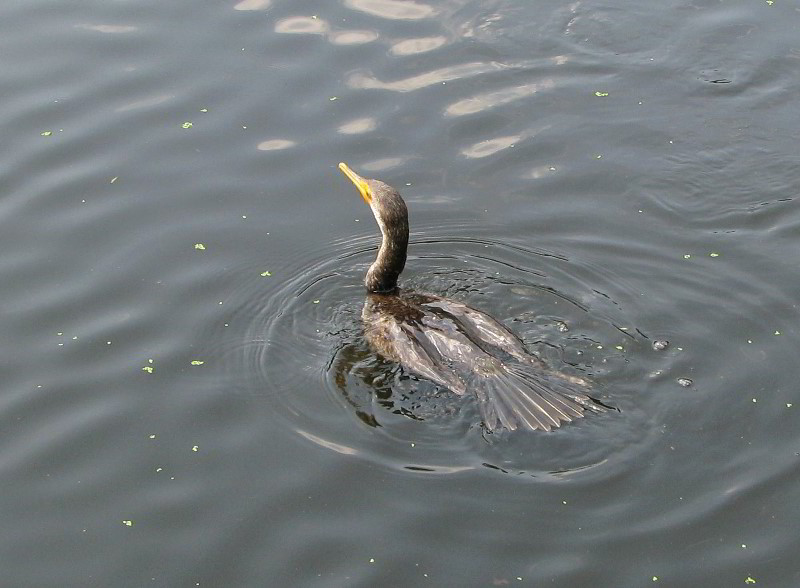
[473,363,605,432]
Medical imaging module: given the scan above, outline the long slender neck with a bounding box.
[366,215,408,293]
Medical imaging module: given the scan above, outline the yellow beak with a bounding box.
[338,162,372,205]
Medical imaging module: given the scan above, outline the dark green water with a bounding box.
[2,0,799,585]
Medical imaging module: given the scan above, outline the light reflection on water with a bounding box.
[344,0,437,21]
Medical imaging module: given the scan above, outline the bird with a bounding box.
[338,162,606,432]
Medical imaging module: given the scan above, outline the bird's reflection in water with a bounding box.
[331,331,462,429]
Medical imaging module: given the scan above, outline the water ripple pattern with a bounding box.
[219,220,651,476]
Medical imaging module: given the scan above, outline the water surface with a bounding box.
[2,0,799,585]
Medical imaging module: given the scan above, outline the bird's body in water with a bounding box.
[339,162,606,432]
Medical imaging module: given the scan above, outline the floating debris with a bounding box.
[677,377,692,387]
[181,122,193,129]
[194,243,206,250]
[594,91,609,97]
[652,340,669,351]
[190,360,204,366]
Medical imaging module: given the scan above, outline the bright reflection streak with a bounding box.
[344,0,435,20]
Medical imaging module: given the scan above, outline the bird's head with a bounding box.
[338,162,409,293]
[338,162,408,237]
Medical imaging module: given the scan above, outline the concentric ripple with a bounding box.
[213,222,665,478]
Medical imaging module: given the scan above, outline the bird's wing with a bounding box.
[364,314,466,395]
[421,297,534,362]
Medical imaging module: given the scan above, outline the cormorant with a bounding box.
[339,162,605,432]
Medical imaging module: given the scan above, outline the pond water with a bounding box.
[2,0,799,585]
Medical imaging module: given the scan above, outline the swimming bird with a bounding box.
[339,162,605,432]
